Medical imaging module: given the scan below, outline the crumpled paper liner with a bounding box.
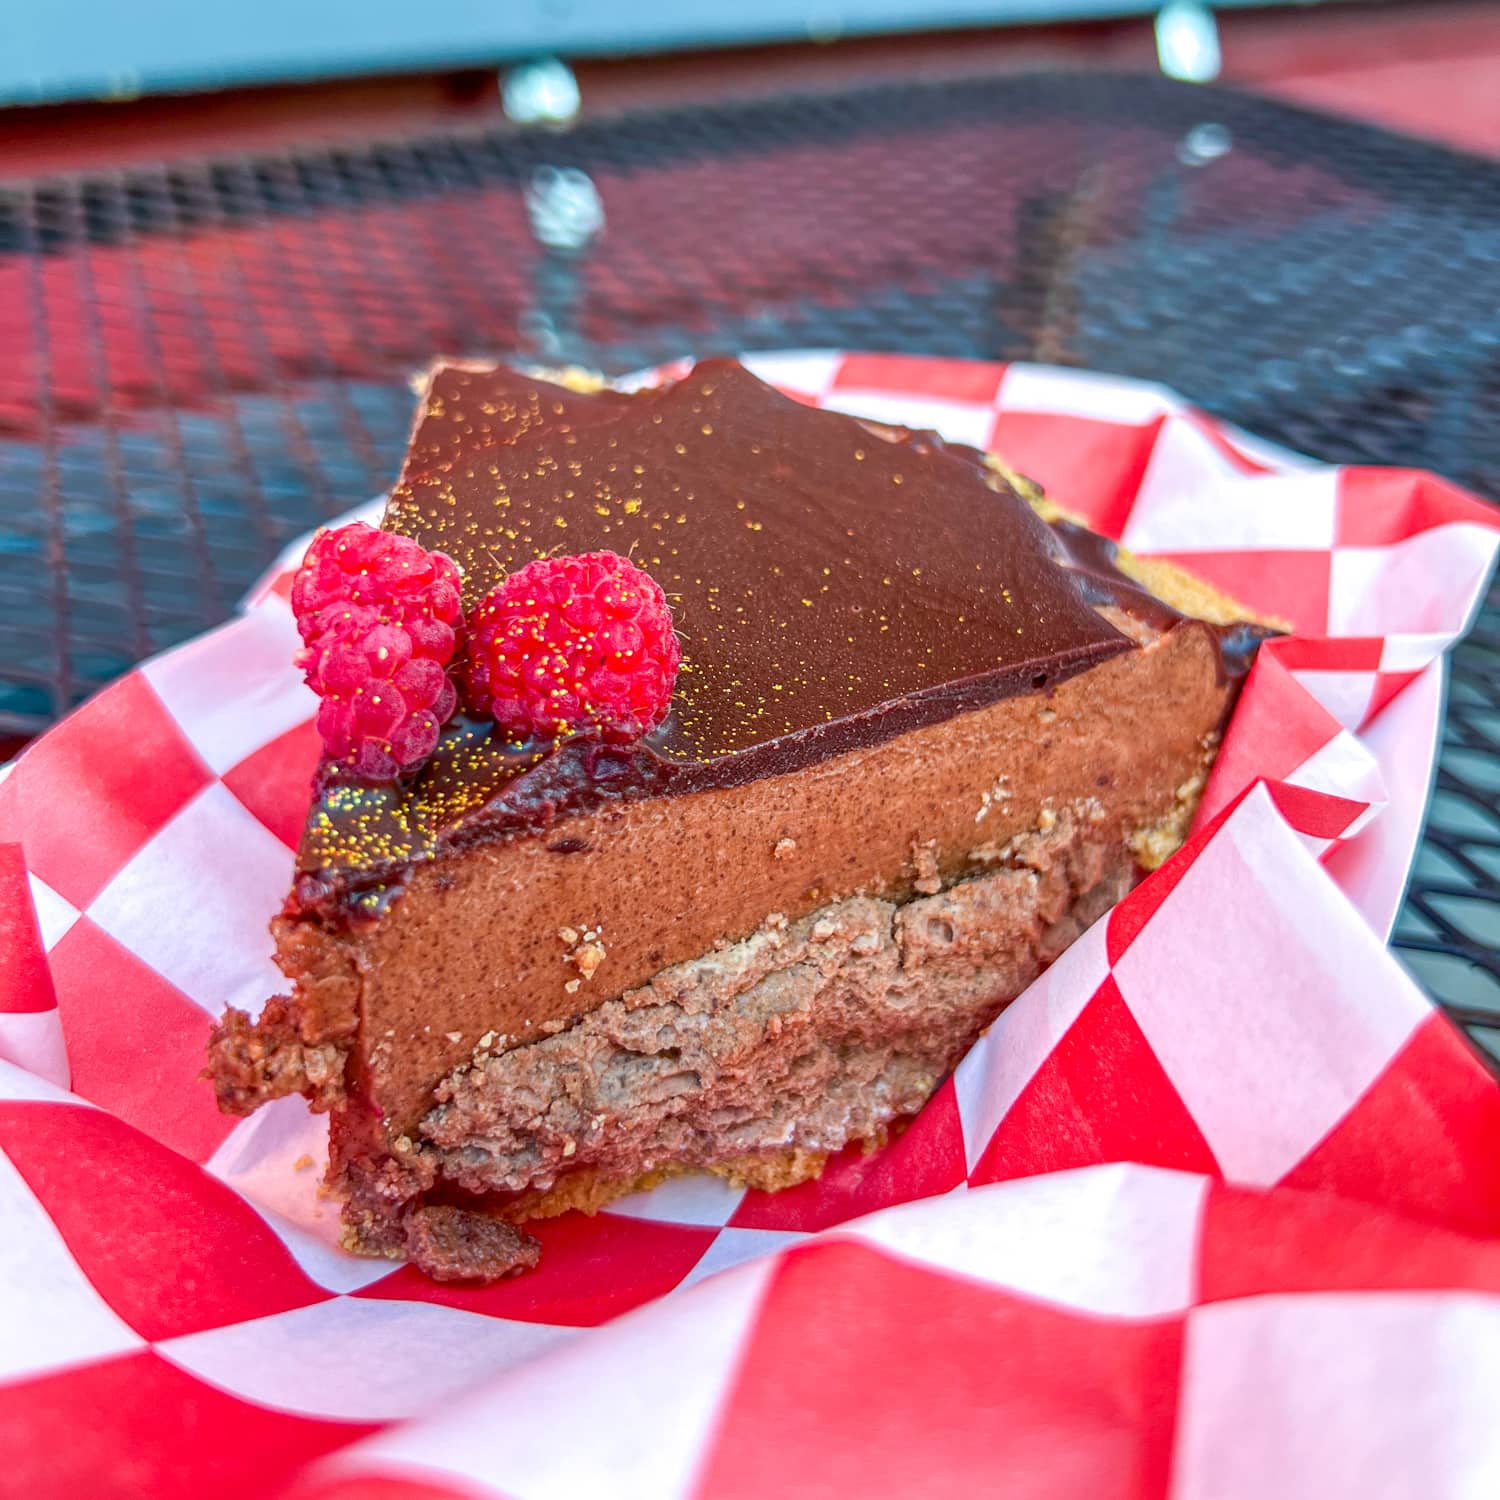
[1,351,1497,1500]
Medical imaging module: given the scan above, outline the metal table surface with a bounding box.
[0,68,1495,1055]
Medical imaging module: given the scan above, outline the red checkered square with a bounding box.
[0,1350,376,1500]
[831,351,1005,405]
[223,717,320,850]
[0,844,56,1015]
[1363,668,1423,724]
[989,409,1163,538]
[1262,782,1371,846]
[4,673,212,908]
[1335,466,1500,547]
[0,1100,331,1340]
[1279,1014,1500,1239]
[1199,1181,1500,1302]
[48,917,237,1161]
[696,1242,1184,1500]
[968,978,1218,1187]
[1271,637,1384,673]
[1145,547,1333,634]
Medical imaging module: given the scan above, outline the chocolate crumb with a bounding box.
[403,1203,541,1282]
[572,941,606,980]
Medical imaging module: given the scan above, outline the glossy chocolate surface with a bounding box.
[294,360,1207,909]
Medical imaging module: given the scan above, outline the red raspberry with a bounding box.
[290,522,463,779]
[460,551,681,741]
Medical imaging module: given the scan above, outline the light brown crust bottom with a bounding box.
[485,1145,838,1226]
[341,1149,843,1281]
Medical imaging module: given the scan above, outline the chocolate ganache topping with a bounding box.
[294,359,1233,914]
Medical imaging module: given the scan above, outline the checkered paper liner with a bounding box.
[1,352,1498,1500]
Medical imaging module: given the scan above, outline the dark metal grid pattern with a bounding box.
[0,70,1495,1052]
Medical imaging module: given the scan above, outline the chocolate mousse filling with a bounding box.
[209,358,1272,1280]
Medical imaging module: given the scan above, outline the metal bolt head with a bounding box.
[525,165,605,250]
[1177,122,1233,166]
[1156,3,1222,83]
[502,58,581,126]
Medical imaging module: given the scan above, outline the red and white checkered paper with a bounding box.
[2,352,1499,1500]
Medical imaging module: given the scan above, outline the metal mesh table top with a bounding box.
[0,68,1495,1053]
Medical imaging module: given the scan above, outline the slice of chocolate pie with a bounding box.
[209,358,1269,1280]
